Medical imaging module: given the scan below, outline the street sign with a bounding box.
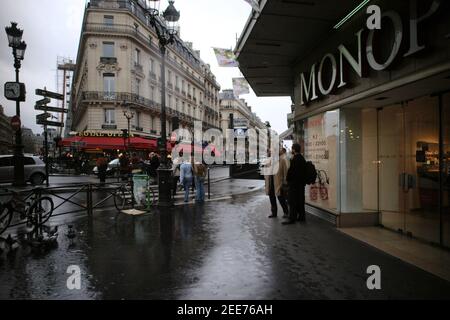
[35,89,64,100]
[4,82,26,102]
[35,97,51,107]
[36,113,51,121]
[10,116,21,131]
[35,105,68,113]
[37,120,64,127]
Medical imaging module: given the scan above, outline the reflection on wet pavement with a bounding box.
[1,190,450,299]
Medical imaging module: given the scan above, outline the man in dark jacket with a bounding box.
[283,143,307,225]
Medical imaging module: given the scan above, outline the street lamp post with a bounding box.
[141,0,180,207]
[5,22,27,186]
[122,102,135,153]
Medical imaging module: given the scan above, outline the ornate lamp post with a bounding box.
[141,0,180,207]
[122,101,135,153]
[5,22,27,186]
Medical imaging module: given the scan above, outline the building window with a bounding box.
[104,15,114,26]
[104,109,115,124]
[134,111,141,128]
[103,74,115,99]
[150,86,155,101]
[103,42,115,58]
[134,78,140,95]
[134,49,140,66]
[150,59,154,72]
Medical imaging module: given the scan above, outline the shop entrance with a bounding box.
[379,96,442,245]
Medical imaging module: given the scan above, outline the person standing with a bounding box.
[180,158,193,203]
[96,155,108,184]
[119,153,130,181]
[283,143,307,225]
[172,154,181,196]
[193,160,207,204]
[264,149,289,218]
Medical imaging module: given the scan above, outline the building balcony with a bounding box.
[102,124,117,130]
[100,57,118,64]
[133,126,144,132]
[133,63,143,73]
[82,91,161,113]
[83,18,202,72]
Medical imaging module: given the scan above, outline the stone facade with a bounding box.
[70,0,221,140]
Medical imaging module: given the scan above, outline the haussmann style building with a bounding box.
[65,0,221,155]
[236,0,450,248]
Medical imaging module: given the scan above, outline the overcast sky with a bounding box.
[0,0,292,135]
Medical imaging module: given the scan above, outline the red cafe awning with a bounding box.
[62,136,158,151]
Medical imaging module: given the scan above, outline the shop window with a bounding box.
[340,108,378,213]
[300,110,339,212]
[442,93,450,248]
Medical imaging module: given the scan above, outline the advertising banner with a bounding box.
[213,48,239,67]
[232,77,250,96]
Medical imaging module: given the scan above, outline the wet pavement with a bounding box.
[1,188,450,299]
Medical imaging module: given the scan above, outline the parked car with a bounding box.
[92,158,120,176]
[0,155,47,185]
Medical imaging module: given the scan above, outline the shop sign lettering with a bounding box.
[299,0,441,106]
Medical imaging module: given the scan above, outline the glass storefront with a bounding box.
[339,108,378,214]
[296,94,449,248]
[299,111,339,212]
[379,96,440,244]
[443,93,450,248]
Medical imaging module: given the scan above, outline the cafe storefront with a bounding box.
[61,131,160,161]
[236,0,450,248]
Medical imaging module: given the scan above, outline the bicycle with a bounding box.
[113,175,157,213]
[113,181,135,212]
[0,188,54,236]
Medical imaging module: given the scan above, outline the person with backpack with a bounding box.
[283,143,312,225]
[192,160,207,204]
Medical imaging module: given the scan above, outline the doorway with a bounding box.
[378,96,441,245]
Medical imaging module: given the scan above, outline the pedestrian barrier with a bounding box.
[0,171,214,235]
